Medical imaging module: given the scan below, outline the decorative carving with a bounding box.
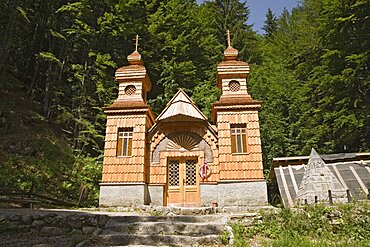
[185,160,197,186]
[169,160,180,186]
[151,132,214,163]
[167,134,199,151]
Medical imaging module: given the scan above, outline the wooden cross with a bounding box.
[227,30,231,47]
[135,34,139,51]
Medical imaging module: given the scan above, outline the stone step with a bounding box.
[104,221,226,236]
[106,215,226,224]
[85,233,222,247]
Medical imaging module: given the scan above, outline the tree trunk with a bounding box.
[0,0,19,82]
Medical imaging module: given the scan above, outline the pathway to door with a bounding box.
[167,157,200,207]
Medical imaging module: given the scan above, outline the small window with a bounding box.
[231,124,247,153]
[229,80,240,92]
[117,128,133,156]
[125,85,136,95]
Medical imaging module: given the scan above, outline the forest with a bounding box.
[0,0,369,205]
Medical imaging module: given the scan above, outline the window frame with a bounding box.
[117,128,133,157]
[230,124,248,154]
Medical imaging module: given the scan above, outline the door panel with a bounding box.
[167,158,199,207]
[167,160,181,206]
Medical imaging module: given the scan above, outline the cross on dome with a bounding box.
[135,34,139,51]
[227,30,231,47]
[127,34,143,65]
[223,29,238,61]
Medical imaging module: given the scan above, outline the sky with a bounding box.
[196,0,300,34]
[247,0,299,33]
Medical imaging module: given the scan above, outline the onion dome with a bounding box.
[127,50,143,65]
[223,45,239,61]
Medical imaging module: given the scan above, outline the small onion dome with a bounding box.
[127,50,143,65]
[223,46,238,61]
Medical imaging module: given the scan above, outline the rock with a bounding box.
[21,215,33,225]
[32,214,42,220]
[69,219,82,229]
[181,208,201,215]
[171,207,181,215]
[0,215,8,223]
[53,215,66,226]
[31,220,45,228]
[82,226,96,235]
[330,219,343,225]
[75,239,90,247]
[83,216,98,226]
[9,215,21,221]
[40,226,65,236]
[332,210,342,218]
[71,229,83,235]
[97,215,109,227]
[155,206,170,215]
[5,224,18,231]
[92,228,102,236]
[44,214,57,224]
[18,225,31,232]
[140,205,151,212]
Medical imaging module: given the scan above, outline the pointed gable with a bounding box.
[156,89,207,122]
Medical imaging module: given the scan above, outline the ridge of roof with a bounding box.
[156,88,207,122]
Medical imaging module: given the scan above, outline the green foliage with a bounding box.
[231,203,370,246]
[250,0,370,172]
[0,0,369,205]
[219,230,230,245]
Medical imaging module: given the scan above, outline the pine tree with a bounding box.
[263,8,278,38]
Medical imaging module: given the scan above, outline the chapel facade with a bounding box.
[99,41,267,207]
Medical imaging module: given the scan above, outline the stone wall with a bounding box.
[0,211,109,237]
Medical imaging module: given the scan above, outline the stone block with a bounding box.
[147,185,164,206]
[200,184,218,206]
[97,215,109,227]
[40,226,65,236]
[99,184,145,207]
[21,215,33,225]
[82,226,96,235]
[31,220,45,228]
[217,181,267,206]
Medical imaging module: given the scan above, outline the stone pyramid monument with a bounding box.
[296,148,347,204]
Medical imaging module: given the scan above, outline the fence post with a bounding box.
[328,190,333,205]
[315,196,318,204]
[346,189,352,203]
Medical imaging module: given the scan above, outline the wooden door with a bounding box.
[167,158,199,207]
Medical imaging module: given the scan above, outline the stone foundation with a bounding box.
[217,181,268,206]
[99,181,268,207]
[200,184,219,207]
[99,183,146,207]
[147,185,164,206]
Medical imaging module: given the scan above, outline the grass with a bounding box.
[230,202,370,247]
[148,210,162,216]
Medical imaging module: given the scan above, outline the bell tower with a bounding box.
[115,35,151,103]
[99,35,155,207]
[212,31,267,206]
